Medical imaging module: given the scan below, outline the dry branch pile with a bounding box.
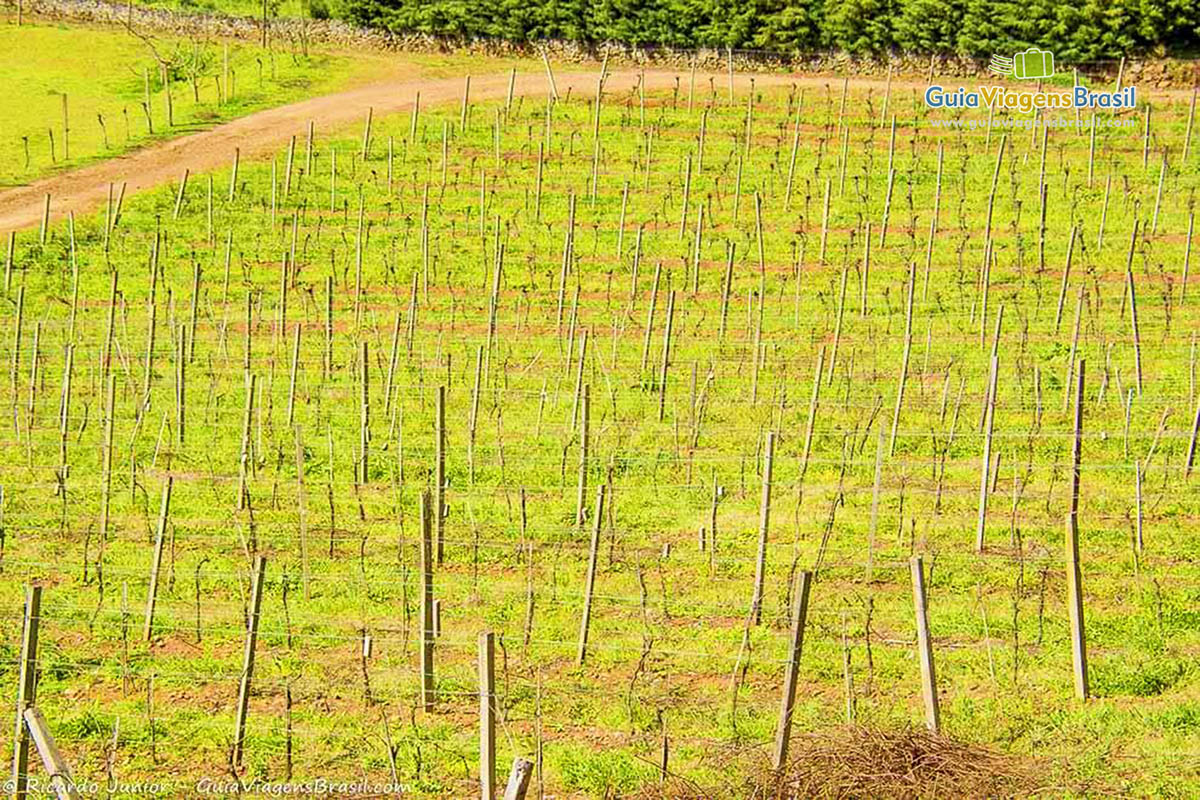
[638,726,1066,800]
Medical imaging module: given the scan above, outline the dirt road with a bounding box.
[0,68,815,233]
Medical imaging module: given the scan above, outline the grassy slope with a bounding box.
[1,73,1199,798]
[0,16,404,187]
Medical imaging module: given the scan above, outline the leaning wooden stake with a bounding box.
[143,477,174,640]
[22,706,82,800]
[502,758,534,800]
[750,431,775,625]
[771,570,812,771]
[911,556,940,732]
[12,584,42,800]
[1066,361,1090,700]
[233,554,266,768]
[479,631,497,800]
[577,484,605,666]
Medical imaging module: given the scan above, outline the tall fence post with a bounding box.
[420,490,436,710]
[479,631,496,800]
[233,554,266,768]
[910,556,940,732]
[12,584,42,800]
[1066,361,1090,700]
[772,569,812,770]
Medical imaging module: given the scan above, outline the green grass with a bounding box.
[0,16,387,186]
[2,69,1200,798]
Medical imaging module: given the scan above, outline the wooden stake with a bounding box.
[1066,361,1089,700]
[143,477,173,640]
[975,355,998,552]
[228,148,239,202]
[502,758,534,800]
[889,263,915,456]
[22,706,81,800]
[911,556,940,732]
[750,431,775,625]
[657,291,675,422]
[1127,222,1144,396]
[435,385,446,564]
[233,554,266,768]
[420,490,435,710]
[360,341,370,482]
[479,631,496,800]
[771,570,812,770]
[294,425,310,599]
[576,385,590,527]
[577,485,605,666]
[361,106,373,161]
[12,584,42,800]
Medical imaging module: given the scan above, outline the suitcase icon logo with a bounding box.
[989,49,1055,80]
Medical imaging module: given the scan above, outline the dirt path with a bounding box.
[0,68,814,234]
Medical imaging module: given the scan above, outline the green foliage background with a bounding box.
[338,0,1200,59]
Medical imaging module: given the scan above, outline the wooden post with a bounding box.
[1127,227,1144,396]
[12,584,42,800]
[577,485,605,666]
[911,556,940,732]
[751,431,775,625]
[420,491,436,710]
[576,385,590,528]
[176,326,187,446]
[889,263,915,456]
[1186,394,1200,479]
[143,477,174,640]
[1066,361,1090,700]
[502,758,534,800]
[360,341,370,482]
[233,554,266,768]
[172,169,189,220]
[99,375,115,542]
[479,631,496,800]
[286,324,301,428]
[435,385,446,564]
[771,570,812,770]
[294,425,310,599]
[237,373,255,511]
[975,355,998,552]
[657,291,675,422]
[361,107,373,161]
[22,707,81,800]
